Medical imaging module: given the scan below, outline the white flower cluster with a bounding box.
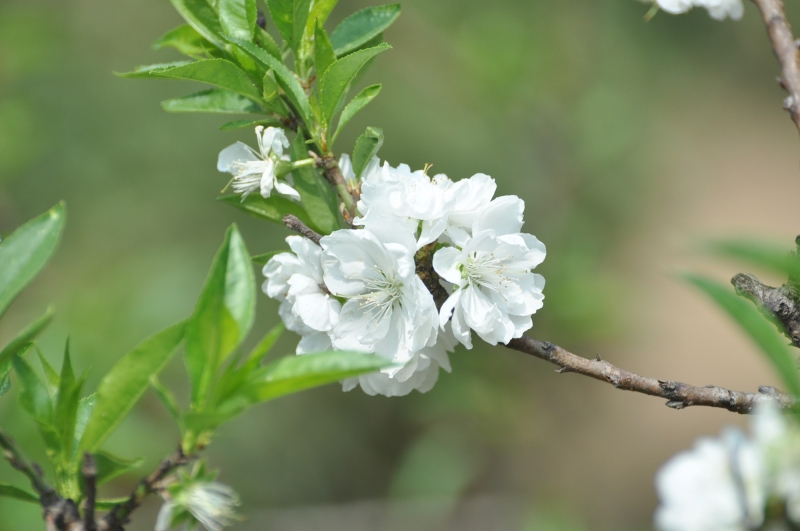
[651,0,744,20]
[655,402,800,531]
[262,153,546,397]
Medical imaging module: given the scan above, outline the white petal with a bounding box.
[473,195,524,236]
[432,246,464,285]
[217,142,260,173]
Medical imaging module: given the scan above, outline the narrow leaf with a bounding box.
[168,0,226,49]
[80,322,185,452]
[152,24,215,56]
[95,498,130,510]
[54,347,80,463]
[73,394,96,448]
[13,353,52,425]
[118,60,262,103]
[305,0,339,37]
[218,0,257,41]
[185,226,254,406]
[352,126,383,178]
[162,89,264,114]
[292,0,313,54]
[288,134,339,234]
[685,274,800,397]
[0,308,54,385]
[707,239,800,280]
[314,20,336,80]
[255,27,282,59]
[219,118,283,131]
[266,0,294,44]
[0,203,65,319]
[226,38,312,123]
[252,250,284,265]
[93,451,143,485]
[0,484,38,503]
[319,44,390,126]
[150,376,182,422]
[332,83,381,144]
[37,349,60,397]
[330,4,400,56]
[217,193,315,228]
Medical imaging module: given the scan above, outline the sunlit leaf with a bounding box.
[152,24,216,56]
[0,203,65,319]
[330,4,400,56]
[685,274,800,397]
[314,20,336,80]
[162,89,264,114]
[319,44,390,127]
[13,352,53,426]
[80,322,185,453]
[168,0,226,49]
[0,308,54,393]
[118,60,262,103]
[332,83,381,145]
[54,346,81,465]
[150,376,182,422]
[218,0,257,41]
[351,126,383,178]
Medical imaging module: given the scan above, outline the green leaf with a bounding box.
[263,71,279,101]
[73,394,96,448]
[150,376,182,422]
[13,352,53,425]
[185,226,254,406]
[319,44,390,127]
[0,484,38,503]
[305,0,339,37]
[219,118,283,131]
[95,497,130,510]
[152,24,216,56]
[351,126,383,178]
[287,134,340,234]
[217,193,315,228]
[252,250,284,265]
[226,38,312,123]
[685,274,800,397]
[79,322,185,453]
[37,350,60,398]
[0,203,65,319]
[266,0,294,44]
[255,27,282,59]
[0,376,9,399]
[314,20,336,80]
[118,60,262,103]
[54,347,81,464]
[0,308,54,387]
[246,351,391,402]
[292,0,313,55]
[330,4,400,57]
[218,0,257,41]
[706,239,800,280]
[162,89,264,114]
[93,451,143,485]
[332,83,381,145]
[168,0,226,49]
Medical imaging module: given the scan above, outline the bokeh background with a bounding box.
[2,0,800,529]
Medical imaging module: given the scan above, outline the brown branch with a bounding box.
[308,151,358,224]
[751,0,800,134]
[98,446,192,531]
[506,337,795,413]
[82,454,98,531]
[283,214,322,245]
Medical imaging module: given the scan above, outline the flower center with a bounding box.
[464,252,511,292]
[355,266,404,323]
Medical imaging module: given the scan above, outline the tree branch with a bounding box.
[98,446,192,531]
[751,0,800,134]
[283,214,322,245]
[82,454,98,531]
[506,336,794,413]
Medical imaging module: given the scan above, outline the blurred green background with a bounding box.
[2,0,800,529]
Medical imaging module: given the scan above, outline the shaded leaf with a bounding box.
[319,44,390,126]
[93,451,143,485]
[219,118,283,131]
[217,193,314,228]
[332,83,381,144]
[54,347,81,465]
[168,0,226,49]
[218,0,257,41]
[79,322,185,453]
[314,20,336,80]
[707,239,800,280]
[0,484,38,503]
[685,274,800,397]
[118,60,262,103]
[13,352,52,425]
[330,4,400,56]
[255,27,282,59]
[37,349,60,398]
[266,0,294,45]
[352,126,383,178]
[152,24,215,56]
[305,0,339,37]
[185,226,254,406]
[288,134,340,234]
[0,203,65,319]
[162,89,264,114]
[150,376,181,422]
[252,250,284,265]
[0,308,54,388]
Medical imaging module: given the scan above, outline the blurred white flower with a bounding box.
[655,401,800,531]
[650,0,743,20]
[155,482,241,531]
[263,235,340,349]
[434,196,546,348]
[217,126,300,201]
[321,216,439,364]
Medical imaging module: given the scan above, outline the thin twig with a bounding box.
[751,0,800,134]
[0,430,60,508]
[82,454,98,531]
[98,446,192,531]
[283,214,322,245]
[308,151,358,223]
[506,337,794,413]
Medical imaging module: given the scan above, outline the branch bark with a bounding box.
[506,337,794,413]
[751,0,800,134]
[283,214,322,245]
[82,454,98,531]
